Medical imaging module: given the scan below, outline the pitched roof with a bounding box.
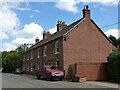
[90,19,113,44]
[25,18,84,52]
[25,18,115,52]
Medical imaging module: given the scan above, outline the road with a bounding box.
[1,73,117,88]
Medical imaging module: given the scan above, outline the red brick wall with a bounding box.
[76,62,108,80]
[23,37,64,72]
[63,18,112,79]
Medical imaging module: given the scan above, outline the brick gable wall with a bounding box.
[63,19,112,79]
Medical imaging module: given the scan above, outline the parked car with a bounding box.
[15,68,23,74]
[35,65,64,81]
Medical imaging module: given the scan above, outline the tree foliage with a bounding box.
[107,49,120,83]
[2,44,28,73]
[108,35,120,47]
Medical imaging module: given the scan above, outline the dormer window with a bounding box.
[55,41,59,54]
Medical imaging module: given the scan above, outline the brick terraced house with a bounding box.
[22,6,115,80]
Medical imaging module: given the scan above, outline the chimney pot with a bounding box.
[43,31,51,40]
[57,21,67,32]
[83,5,90,19]
[84,5,88,9]
[35,37,39,43]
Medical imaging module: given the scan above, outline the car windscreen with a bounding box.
[45,66,56,70]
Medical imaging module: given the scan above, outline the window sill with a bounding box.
[43,55,46,57]
[37,56,40,58]
[55,52,59,54]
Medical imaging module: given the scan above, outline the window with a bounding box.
[43,46,47,56]
[23,65,25,71]
[23,55,25,61]
[51,61,54,65]
[56,59,59,69]
[31,51,33,59]
[44,61,47,65]
[31,63,33,71]
[48,61,50,65]
[27,53,29,60]
[55,41,59,54]
[37,48,40,58]
[37,62,40,69]
[27,65,29,71]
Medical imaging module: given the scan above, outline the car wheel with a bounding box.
[46,75,50,81]
[37,73,40,79]
[59,78,63,81]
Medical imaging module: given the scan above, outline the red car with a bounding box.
[35,65,64,81]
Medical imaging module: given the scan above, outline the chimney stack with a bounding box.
[57,21,67,32]
[35,37,39,43]
[83,5,91,19]
[43,31,51,40]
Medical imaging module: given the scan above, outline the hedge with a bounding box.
[107,49,120,83]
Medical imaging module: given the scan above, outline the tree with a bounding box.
[108,35,118,47]
[107,49,120,83]
[2,44,28,73]
[2,43,33,73]
[117,38,120,48]
[2,51,22,72]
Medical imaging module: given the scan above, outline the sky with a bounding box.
[0,0,119,51]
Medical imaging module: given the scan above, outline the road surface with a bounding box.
[1,73,117,88]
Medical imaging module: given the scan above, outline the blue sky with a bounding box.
[0,0,119,51]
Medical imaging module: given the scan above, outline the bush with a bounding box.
[107,49,120,83]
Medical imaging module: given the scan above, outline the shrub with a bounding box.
[107,49,120,83]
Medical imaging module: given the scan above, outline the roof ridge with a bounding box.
[25,18,84,52]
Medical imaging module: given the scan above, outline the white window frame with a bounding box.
[23,55,25,61]
[27,65,29,71]
[37,48,40,58]
[31,63,33,71]
[55,41,59,54]
[23,65,25,71]
[37,62,40,69]
[27,54,29,60]
[31,51,33,59]
[43,46,47,57]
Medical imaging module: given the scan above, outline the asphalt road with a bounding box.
[1,73,113,88]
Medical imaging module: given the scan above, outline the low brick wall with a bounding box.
[75,62,108,81]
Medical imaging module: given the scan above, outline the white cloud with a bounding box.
[55,0,80,13]
[104,29,120,39]
[55,0,118,13]
[11,38,35,46]
[17,7,30,11]
[48,26,57,34]
[0,2,20,39]
[33,10,40,13]
[0,31,8,40]
[1,42,17,51]
[1,22,44,51]
[30,15,33,18]
[80,0,118,5]
[12,22,44,38]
